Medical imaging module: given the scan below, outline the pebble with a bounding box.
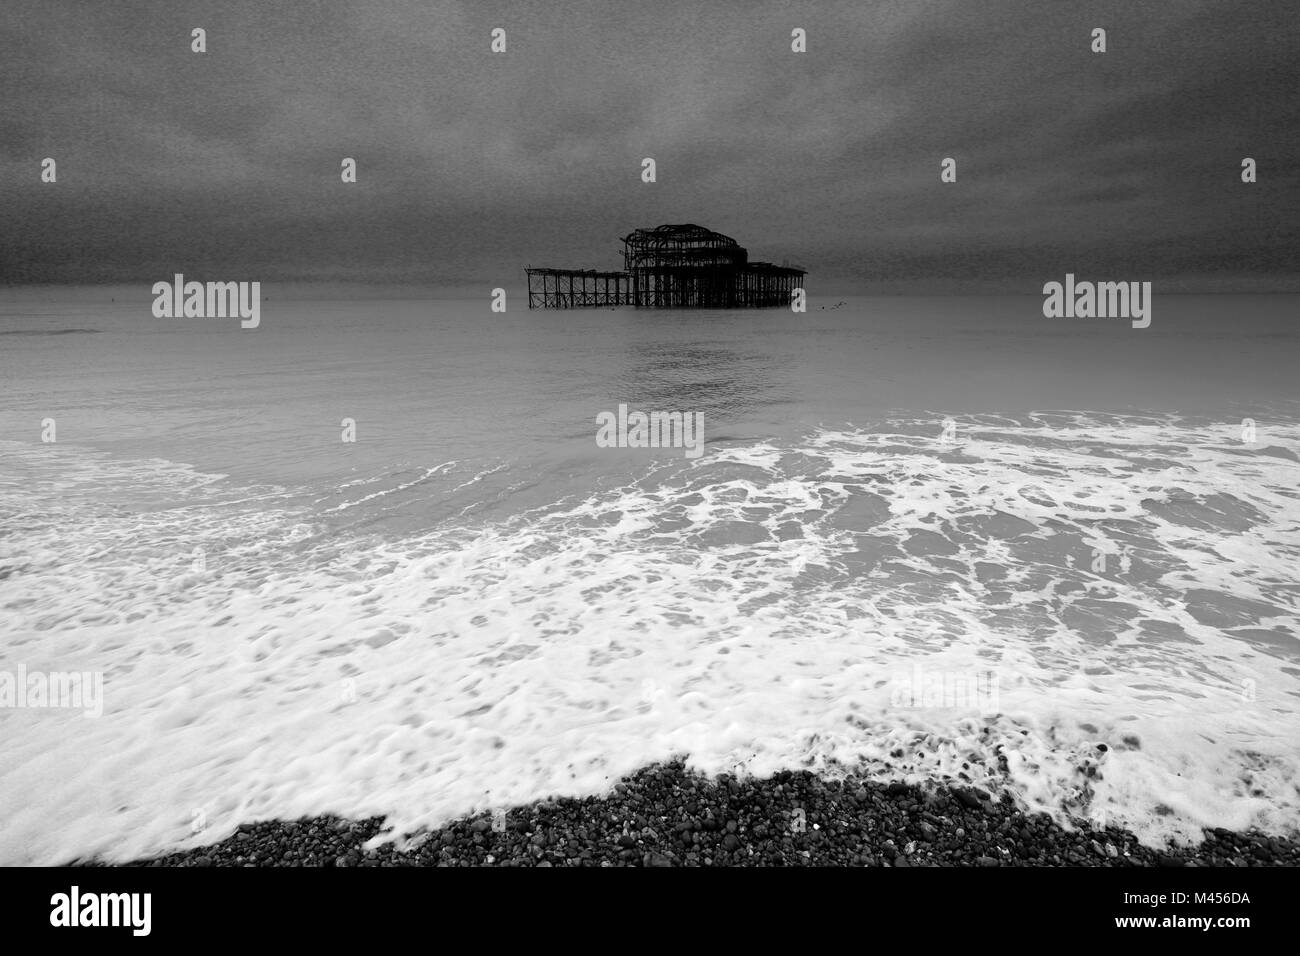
[91,760,1300,870]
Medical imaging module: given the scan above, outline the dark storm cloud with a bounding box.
[1,0,1296,289]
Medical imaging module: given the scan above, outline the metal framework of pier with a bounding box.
[526,223,805,309]
[525,268,631,309]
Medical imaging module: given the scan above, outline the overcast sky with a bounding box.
[2,0,1296,291]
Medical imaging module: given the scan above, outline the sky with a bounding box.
[1,0,1297,292]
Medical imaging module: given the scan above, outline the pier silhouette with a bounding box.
[527,223,805,309]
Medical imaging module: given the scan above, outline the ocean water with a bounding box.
[1,288,1298,865]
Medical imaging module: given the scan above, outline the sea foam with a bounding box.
[1,413,1298,865]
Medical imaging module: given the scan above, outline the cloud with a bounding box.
[1,0,1296,289]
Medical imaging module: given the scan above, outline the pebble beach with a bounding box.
[96,761,1300,868]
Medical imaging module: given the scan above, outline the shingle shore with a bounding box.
[87,760,1299,867]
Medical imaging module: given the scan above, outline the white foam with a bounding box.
[1,416,1298,865]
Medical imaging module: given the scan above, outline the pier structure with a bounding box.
[526,268,630,309]
[526,223,804,309]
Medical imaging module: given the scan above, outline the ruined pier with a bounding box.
[526,223,805,309]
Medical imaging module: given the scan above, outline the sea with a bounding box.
[1,286,1297,865]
